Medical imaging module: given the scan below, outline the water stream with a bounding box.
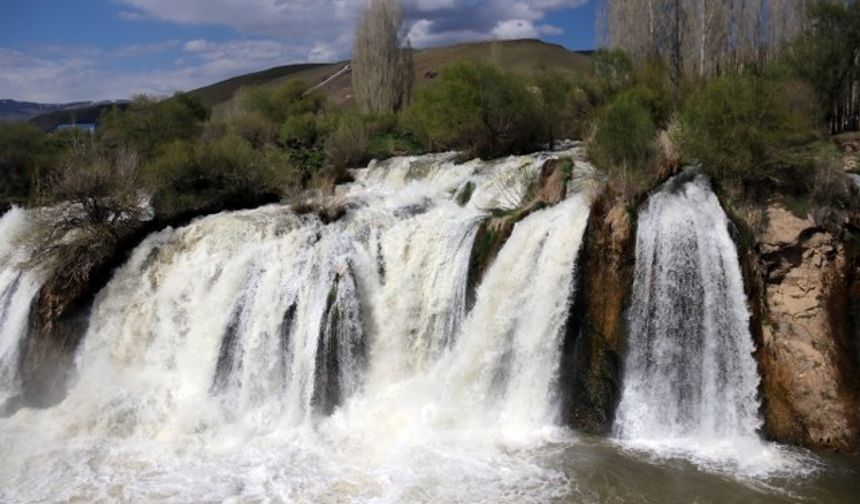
[0,159,857,503]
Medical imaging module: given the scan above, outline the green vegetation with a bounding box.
[142,135,283,219]
[5,0,858,271]
[100,94,209,158]
[590,88,658,173]
[0,123,54,206]
[27,145,146,282]
[675,74,817,187]
[791,1,860,134]
[456,181,475,207]
[405,62,541,158]
[584,0,858,217]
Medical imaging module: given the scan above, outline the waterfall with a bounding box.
[614,172,803,475]
[0,149,591,502]
[0,208,42,412]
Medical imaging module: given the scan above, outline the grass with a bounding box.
[206,39,591,114]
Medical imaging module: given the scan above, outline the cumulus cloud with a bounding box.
[117,0,586,50]
[491,19,540,39]
[0,40,316,102]
[2,0,588,101]
[117,10,145,21]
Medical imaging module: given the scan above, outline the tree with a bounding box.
[674,74,817,185]
[352,0,414,114]
[405,62,540,158]
[0,123,53,206]
[533,66,574,145]
[99,93,209,159]
[597,0,818,80]
[792,1,860,133]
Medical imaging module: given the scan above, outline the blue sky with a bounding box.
[0,0,597,102]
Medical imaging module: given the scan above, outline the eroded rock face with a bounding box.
[562,196,634,433]
[757,206,860,451]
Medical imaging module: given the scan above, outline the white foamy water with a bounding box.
[0,207,43,411]
[614,173,815,478]
[0,149,593,503]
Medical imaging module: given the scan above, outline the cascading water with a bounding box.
[0,149,592,503]
[614,172,807,475]
[0,208,42,412]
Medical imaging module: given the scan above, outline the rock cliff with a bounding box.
[754,206,860,451]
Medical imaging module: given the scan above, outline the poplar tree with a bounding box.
[597,0,822,80]
[352,0,414,114]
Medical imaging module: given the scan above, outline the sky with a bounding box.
[0,0,598,103]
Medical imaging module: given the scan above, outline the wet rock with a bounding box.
[562,195,634,434]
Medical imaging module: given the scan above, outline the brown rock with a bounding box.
[534,158,570,206]
[756,204,860,451]
[761,206,815,251]
[561,195,635,433]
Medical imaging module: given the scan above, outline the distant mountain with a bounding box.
[0,99,94,122]
[16,39,591,130]
[28,101,129,132]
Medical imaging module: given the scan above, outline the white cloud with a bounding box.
[539,24,564,35]
[183,39,212,53]
[0,39,318,102]
[491,19,540,39]
[118,0,587,50]
[117,10,145,21]
[1,0,589,101]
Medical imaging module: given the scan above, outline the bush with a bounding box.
[231,112,278,148]
[28,147,145,278]
[280,113,321,148]
[144,134,282,217]
[404,61,541,158]
[589,88,658,172]
[581,49,634,107]
[0,123,54,206]
[238,80,325,125]
[324,112,372,172]
[533,66,577,143]
[366,130,423,159]
[99,93,210,158]
[675,74,817,187]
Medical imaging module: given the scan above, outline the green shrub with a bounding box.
[404,61,541,158]
[533,66,576,143]
[0,123,54,205]
[675,74,817,186]
[280,113,321,148]
[790,1,860,133]
[144,134,281,217]
[590,88,657,171]
[581,49,634,107]
[238,81,325,124]
[324,112,372,171]
[28,146,145,275]
[99,93,210,159]
[367,130,423,159]
[231,112,278,148]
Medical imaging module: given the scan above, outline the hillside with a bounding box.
[24,39,590,130]
[190,39,591,114]
[0,100,92,123]
[28,101,129,132]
